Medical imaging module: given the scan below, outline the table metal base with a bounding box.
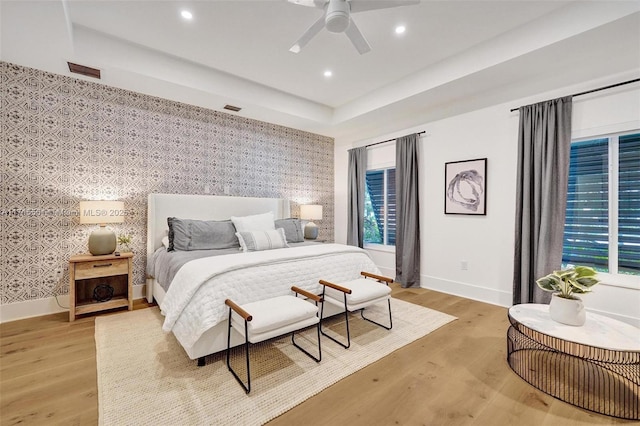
[507,313,639,420]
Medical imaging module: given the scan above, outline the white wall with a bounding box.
[334,73,640,326]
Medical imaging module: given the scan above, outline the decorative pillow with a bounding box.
[167,217,239,251]
[236,228,289,252]
[274,218,304,243]
[230,212,275,232]
[161,236,170,249]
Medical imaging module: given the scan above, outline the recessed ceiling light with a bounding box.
[395,25,406,35]
[324,70,332,78]
[181,10,193,20]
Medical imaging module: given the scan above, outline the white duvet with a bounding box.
[160,243,379,348]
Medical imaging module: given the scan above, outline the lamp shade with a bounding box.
[79,200,124,255]
[300,204,322,240]
[300,204,323,221]
[79,200,125,225]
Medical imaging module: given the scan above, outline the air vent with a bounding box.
[223,104,242,112]
[67,62,101,79]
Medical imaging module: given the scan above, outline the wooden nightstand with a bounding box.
[69,252,133,322]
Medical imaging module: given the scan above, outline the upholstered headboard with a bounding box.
[146,193,290,300]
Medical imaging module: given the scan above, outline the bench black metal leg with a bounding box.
[361,299,393,330]
[197,357,206,367]
[291,298,322,361]
[320,291,351,349]
[226,309,251,393]
[292,321,322,362]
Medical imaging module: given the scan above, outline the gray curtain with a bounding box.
[347,146,367,247]
[396,133,420,288]
[513,96,572,304]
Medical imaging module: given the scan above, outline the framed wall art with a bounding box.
[444,158,487,215]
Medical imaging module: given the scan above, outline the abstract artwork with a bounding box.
[444,158,487,215]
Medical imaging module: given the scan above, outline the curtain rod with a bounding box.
[509,78,640,112]
[365,131,426,148]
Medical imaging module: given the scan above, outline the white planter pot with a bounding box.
[549,293,586,326]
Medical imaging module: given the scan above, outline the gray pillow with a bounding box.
[274,218,304,243]
[167,217,239,251]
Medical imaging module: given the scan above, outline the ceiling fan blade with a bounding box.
[344,19,371,54]
[287,0,327,8]
[289,14,327,53]
[349,0,420,13]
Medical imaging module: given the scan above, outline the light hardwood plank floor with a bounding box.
[1,287,635,425]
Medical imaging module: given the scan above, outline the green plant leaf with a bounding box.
[574,265,596,276]
[536,274,562,292]
[570,280,590,293]
[575,276,600,287]
[554,269,575,279]
[537,265,599,297]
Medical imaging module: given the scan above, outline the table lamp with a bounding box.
[300,204,323,239]
[79,200,125,255]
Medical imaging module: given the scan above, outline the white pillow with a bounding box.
[231,212,275,232]
[161,236,170,249]
[236,229,289,252]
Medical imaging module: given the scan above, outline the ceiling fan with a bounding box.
[288,0,420,55]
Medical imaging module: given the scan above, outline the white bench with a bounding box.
[225,286,322,393]
[319,271,393,349]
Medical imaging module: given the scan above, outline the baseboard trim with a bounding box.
[1,284,147,323]
[1,297,68,323]
[421,275,512,308]
[420,275,640,327]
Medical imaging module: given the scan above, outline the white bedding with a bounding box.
[160,243,379,348]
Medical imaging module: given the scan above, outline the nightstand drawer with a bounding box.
[74,258,129,280]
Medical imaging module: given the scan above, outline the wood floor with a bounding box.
[1,287,635,425]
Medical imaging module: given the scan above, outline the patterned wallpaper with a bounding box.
[1,62,334,305]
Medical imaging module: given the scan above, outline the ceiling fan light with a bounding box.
[325,0,350,33]
[325,12,349,32]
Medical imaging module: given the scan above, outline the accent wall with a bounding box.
[1,62,335,318]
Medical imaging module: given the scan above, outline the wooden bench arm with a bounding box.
[225,299,252,322]
[319,279,352,294]
[291,286,323,303]
[361,271,393,284]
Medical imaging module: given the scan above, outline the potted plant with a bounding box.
[536,265,600,326]
[117,234,132,253]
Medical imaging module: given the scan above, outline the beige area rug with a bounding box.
[95,299,456,425]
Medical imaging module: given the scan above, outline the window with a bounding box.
[364,168,396,246]
[562,131,640,276]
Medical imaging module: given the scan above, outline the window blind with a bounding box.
[387,169,396,245]
[365,169,396,245]
[562,133,640,275]
[562,138,609,271]
[366,170,385,244]
[619,133,640,274]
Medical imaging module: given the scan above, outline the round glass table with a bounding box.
[507,304,640,420]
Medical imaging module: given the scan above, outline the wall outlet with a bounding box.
[460,261,468,271]
[204,184,211,194]
[223,185,230,195]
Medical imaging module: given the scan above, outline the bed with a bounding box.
[146,193,380,363]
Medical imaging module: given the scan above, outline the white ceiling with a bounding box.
[2,1,639,142]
